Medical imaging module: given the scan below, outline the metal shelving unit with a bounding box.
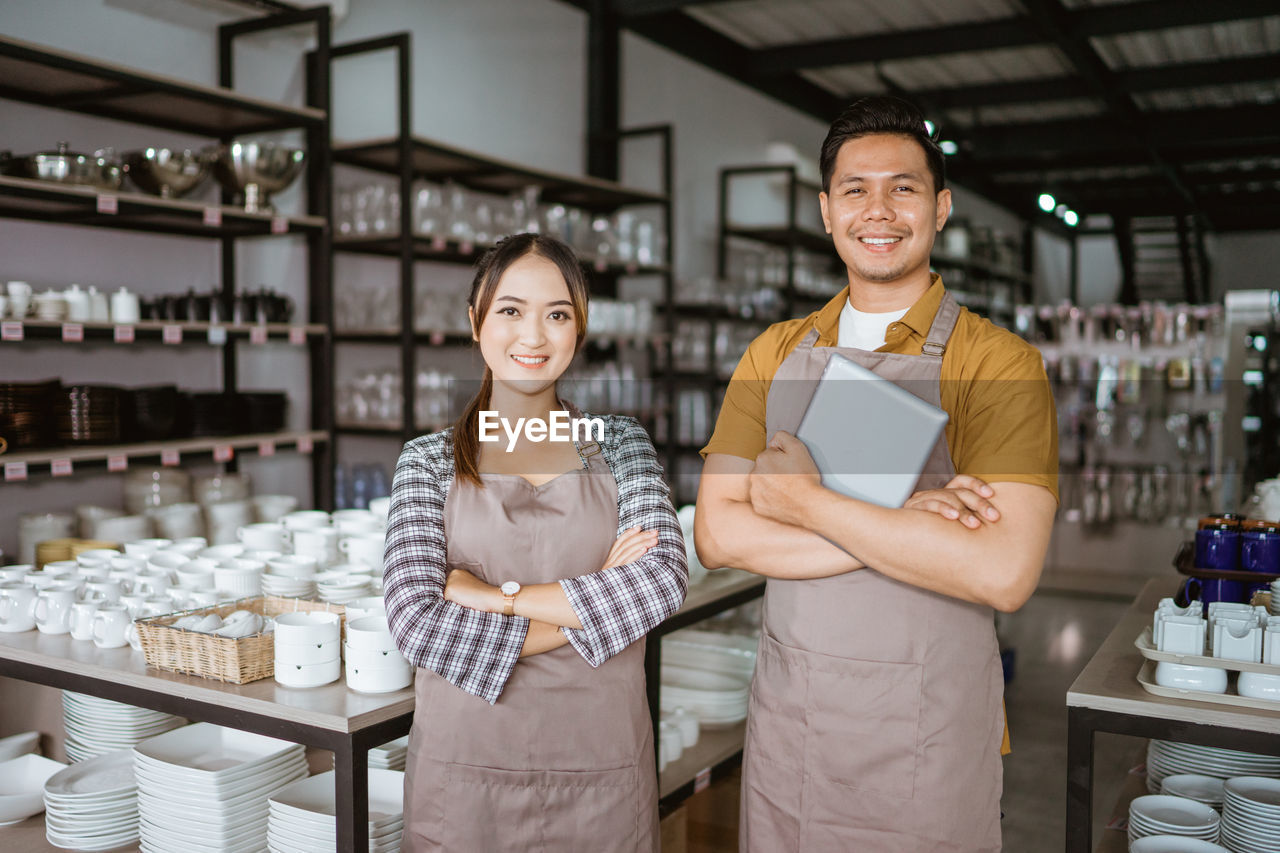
[0,15,334,508]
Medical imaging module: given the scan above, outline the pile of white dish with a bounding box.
[1161,774,1227,809]
[63,691,185,762]
[43,749,139,851]
[1129,836,1227,852]
[345,616,413,694]
[0,753,65,828]
[368,736,408,772]
[267,768,405,853]
[1147,741,1280,794]
[274,611,343,688]
[659,629,756,730]
[1221,776,1280,852]
[132,722,308,853]
[1128,794,1221,846]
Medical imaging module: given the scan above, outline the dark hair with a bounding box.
[820,95,945,194]
[451,232,590,487]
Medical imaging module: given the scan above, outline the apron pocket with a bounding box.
[804,655,923,799]
[443,763,639,853]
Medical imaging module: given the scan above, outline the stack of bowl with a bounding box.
[345,616,412,694]
[274,612,341,688]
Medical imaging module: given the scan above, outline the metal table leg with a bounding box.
[334,736,370,853]
[1066,706,1095,853]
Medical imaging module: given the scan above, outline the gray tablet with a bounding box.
[793,353,949,508]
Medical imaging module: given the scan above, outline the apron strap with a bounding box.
[798,327,821,351]
[921,292,961,358]
[561,399,608,471]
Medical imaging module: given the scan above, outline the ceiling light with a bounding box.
[1038,193,1056,212]
[1064,210,1079,227]
[940,140,958,155]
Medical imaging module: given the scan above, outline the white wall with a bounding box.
[1210,231,1280,300]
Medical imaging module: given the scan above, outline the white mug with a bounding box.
[186,590,220,607]
[23,571,61,591]
[267,554,318,579]
[110,286,140,324]
[280,510,331,531]
[120,592,149,618]
[42,561,80,579]
[253,494,298,523]
[34,581,79,634]
[0,583,37,632]
[83,580,122,603]
[132,570,171,597]
[92,604,132,649]
[0,564,34,583]
[70,600,100,641]
[123,538,171,558]
[237,523,286,552]
[76,549,121,568]
[339,534,385,570]
[75,564,111,582]
[290,528,340,565]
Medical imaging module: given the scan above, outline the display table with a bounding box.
[1066,579,1280,852]
[0,629,413,853]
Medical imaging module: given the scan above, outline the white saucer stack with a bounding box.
[345,616,413,694]
[42,749,139,851]
[132,723,308,853]
[63,692,186,762]
[1221,776,1280,853]
[1128,794,1221,846]
[1161,774,1227,809]
[267,769,405,853]
[1147,741,1280,793]
[368,736,408,771]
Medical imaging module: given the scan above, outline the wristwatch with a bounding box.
[500,581,522,617]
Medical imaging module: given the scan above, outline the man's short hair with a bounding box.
[820,96,945,194]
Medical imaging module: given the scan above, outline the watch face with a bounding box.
[500,581,521,596]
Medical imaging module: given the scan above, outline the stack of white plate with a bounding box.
[1148,741,1280,794]
[663,629,758,678]
[370,737,408,772]
[133,723,308,853]
[1130,837,1227,852]
[1128,795,1221,846]
[260,573,317,599]
[43,749,139,851]
[267,769,404,853]
[315,571,373,604]
[1221,776,1280,852]
[63,692,186,762]
[659,665,750,728]
[1162,774,1227,809]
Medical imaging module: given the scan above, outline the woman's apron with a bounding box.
[402,442,658,852]
[740,293,1004,852]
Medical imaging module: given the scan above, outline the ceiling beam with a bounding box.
[614,0,726,15]
[960,142,1280,177]
[750,0,1280,75]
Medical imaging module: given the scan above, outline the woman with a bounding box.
[383,232,688,852]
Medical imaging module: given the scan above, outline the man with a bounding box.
[694,96,1058,852]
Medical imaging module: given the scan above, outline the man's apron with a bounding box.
[402,441,658,852]
[740,293,1003,852]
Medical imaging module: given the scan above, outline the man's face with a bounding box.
[819,134,951,286]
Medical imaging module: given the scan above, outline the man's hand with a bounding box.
[905,474,1002,529]
[748,431,823,527]
[443,567,501,613]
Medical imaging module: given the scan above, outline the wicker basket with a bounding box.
[135,596,346,684]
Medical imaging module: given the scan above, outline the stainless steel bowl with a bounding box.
[122,147,212,199]
[210,141,306,213]
[18,142,122,190]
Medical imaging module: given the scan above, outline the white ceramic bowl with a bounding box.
[343,596,385,622]
[344,644,406,669]
[0,731,40,762]
[345,657,412,694]
[1129,836,1228,853]
[0,753,66,825]
[273,611,341,646]
[1238,671,1280,701]
[346,616,396,651]
[275,657,341,688]
[267,555,318,579]
[1153,662,1228,694]
[275,638,341,666]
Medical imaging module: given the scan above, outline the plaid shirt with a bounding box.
[383,414,688,705]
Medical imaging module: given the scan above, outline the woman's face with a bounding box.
[471,253,579,396]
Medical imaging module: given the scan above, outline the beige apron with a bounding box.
[740,293,1004,852]
[402,437,658,853]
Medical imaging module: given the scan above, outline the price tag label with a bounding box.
[162,325,183,345]
[96,194,118,214]
[459,241,474,256]
[207,325,227,346]
[113,324,134,344]
[161,449,180,467]
[1,322,23,342]
[288,326,307,346]
[270,216,289,235]
[430,235,447,252]
[107,454,128,472]
[296,435,314,454]
[4,461,28,482]
[61,323,84,343]
[51,457,73,477]
[257,439,276,457]
[213,444,234,463]
[594,258,608,273]
[249,325,269,345]
[203,206,222,227]
[693,767,712,794]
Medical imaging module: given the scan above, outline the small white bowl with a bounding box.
[1238,671,1280,701]
[344,643,406,669]
[1154,661,1228,694]
[275,638,341,666]
[273,611,341,646]
[0,753,66,825]
[343,596,385,622]
[0,732,40,763]
[346,615,396,651]
[344,657,412,694]
[275,656,341,688]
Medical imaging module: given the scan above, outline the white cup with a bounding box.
[290,527,340,565]
[123,538,171,558]
[132,570,171,597]
[42,561,80,579]
[237,523,286,552]
[6,281,32,318]
[83,580,122,603]
[146,551,188,576]
[110,286,140,324]
[369,496,391,520]
[92,604,132,648]
[175,559,218,590]
[75,564,111,582]
[76,549,121,567]
[120,592,149,618]
[204,500,254,527]
[199,544,245,563]
[274,611,341,645]
[253,494,298,523]
[161,537,206,558]
[34,581,79,634]
[339,534,385,570]
[70,600,100,641]
[0,565,33,584]
[344,596,386,622]
[186,590,220,607]
[0,583,37,632]
[267,554,318,579]
[280,510,331,531]
[23,571,61,591]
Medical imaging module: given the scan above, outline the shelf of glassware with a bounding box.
[0,34,325,138]
[333,234,669,276]
[0,176,326,239]
[0,430,327,478]
[723,224,832,255]
[333,329,664,347]
[2,319,326,343]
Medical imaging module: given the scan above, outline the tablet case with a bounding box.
[793,353,949,508]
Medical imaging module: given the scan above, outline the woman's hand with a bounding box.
[904,474,1001,529]
[443,567,502,612]
[600,526,658,571]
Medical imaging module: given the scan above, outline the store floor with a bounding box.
[682,588,1139,853]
